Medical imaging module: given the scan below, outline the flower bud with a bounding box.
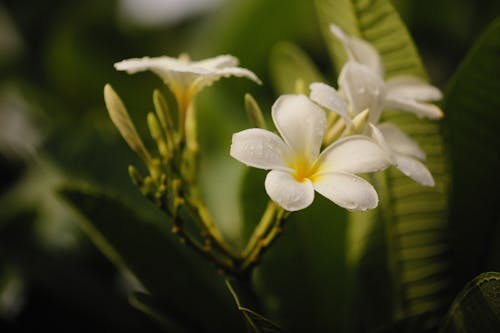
[244,93,266,129]
[104,84,152,165]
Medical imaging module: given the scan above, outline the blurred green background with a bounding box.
[1,0,499,331]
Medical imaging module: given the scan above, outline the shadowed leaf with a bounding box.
[443,17,500,292]
[440,272,500,333]
[59,182,244,333]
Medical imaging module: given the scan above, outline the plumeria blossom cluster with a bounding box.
[105,54,263,275]
[104,25,443,275]
[311,25,443,187]
[231,25,443,212]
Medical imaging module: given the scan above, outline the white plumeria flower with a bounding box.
[230,94,392,212]
[114,54,261,110]
[310,62,435,186]
[329,24,443,120]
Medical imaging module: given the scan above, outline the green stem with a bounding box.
[188,196,242,260]
[242,201,277,258]
[171,199,239,275]
[241,206,288,273]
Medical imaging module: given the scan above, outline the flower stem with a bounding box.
[172,211,238,275]
[240,203,288,273]
[242,201,277,258]
[187,193,242,260]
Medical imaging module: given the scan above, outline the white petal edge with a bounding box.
[313,171,378,211]
[309,82,350,125]
[384,97,444,119]
[114,56,179,74]
[230,128,290,171]
[393,154,435,187]
[192,67,262,93]
[377,122,426,160]
[193,55,239,69]
[369,123,387,147]
[330,24,384,78]
[265,170,315,211]
[338,61,385,122]
[213,67,262,84]
[385,75,443,101]
[317,135,391,174]
[271,94,326,162]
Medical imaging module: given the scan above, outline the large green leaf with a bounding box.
[59,183,244,333]
[439,272,500,333]
[315,0,451,330]
[442,17,500,292]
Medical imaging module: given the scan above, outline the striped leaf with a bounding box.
[315,0,451,330]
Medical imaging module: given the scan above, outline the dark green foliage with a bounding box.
[59,183,244,333]
[443,17,500,295]
[440,272,500,333]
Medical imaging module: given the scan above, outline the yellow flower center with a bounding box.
[290,156,319,183]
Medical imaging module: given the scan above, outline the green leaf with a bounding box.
[269,41,325,95]
[440,272,500,333]
[315,0,451,330]
[315,0,427,78]
[59,182,244,333]
[442,17,500,291]
[226,279,289,333]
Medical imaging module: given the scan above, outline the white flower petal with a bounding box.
[330,24,384,78]
[317,135,391,174]
[309,82,350,125]
[384,97,444,119]
[114,56,205,90]
[265,170,315,211]
[392,154,435,186]
[385,76,442,101]
[214,67,262,84]
[115,55,261,95]
[114,56,180,74]
[193,66,262,93]
[339,61,385,122]
[271,94,326,162]
[368,123,389,149]
[313,171,378,210]
[194,55,239,69]
[377,122,426,160]
[230,128,290,171]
